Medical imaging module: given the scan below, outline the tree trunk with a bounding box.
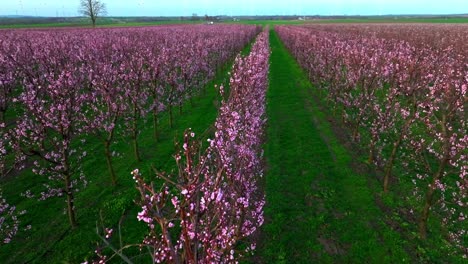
[64,171,78,228]
[383,118,413,193]
[169,105,174,129]
[352,126,360,142]
[104,140,117,186]
[0,111,5,124]
[153,109,158,141]
[0,164,3,179]
[160,223,181,264]
[132,124,141,162]
[368,140,375,164]
[418,116,449,239]
[351,115,363,143]
[61,143,78,228]
[418,161,446,239]
[132,106,141,162]
[0,111,5,178]
[418,188,433,240]
[383,138,402,193]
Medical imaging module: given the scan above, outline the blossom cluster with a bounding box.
[0,191,29,244]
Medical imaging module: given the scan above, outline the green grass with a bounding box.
[305,17,468,23]
[0,40,253,262]
[2,16,466,29]
[232,17,468,26]
[231,20,306,26]
[257,28,413,263]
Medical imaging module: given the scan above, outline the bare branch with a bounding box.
[78,0,107,27]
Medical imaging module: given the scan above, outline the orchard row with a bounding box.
[277,25,467,256]
[0,25,261,241]
[92,29,270,264]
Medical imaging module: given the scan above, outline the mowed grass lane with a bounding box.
[256,29,411,263]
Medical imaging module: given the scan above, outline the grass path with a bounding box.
[257,29,411,263]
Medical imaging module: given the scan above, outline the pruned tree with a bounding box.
[79,0,107,28]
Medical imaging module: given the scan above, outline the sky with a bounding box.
[0,0,467,17]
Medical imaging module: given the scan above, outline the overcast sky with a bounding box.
[0,0,467,17]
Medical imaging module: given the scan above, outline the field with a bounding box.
[0,20,467,263]
[3,16,468,29]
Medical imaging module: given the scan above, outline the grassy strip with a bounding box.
[233,17,468,27]
[0,38,258,263]
[2,17,467,29]
[304,17,468,23]
[0,20,202,29]
[256,28,411,263]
